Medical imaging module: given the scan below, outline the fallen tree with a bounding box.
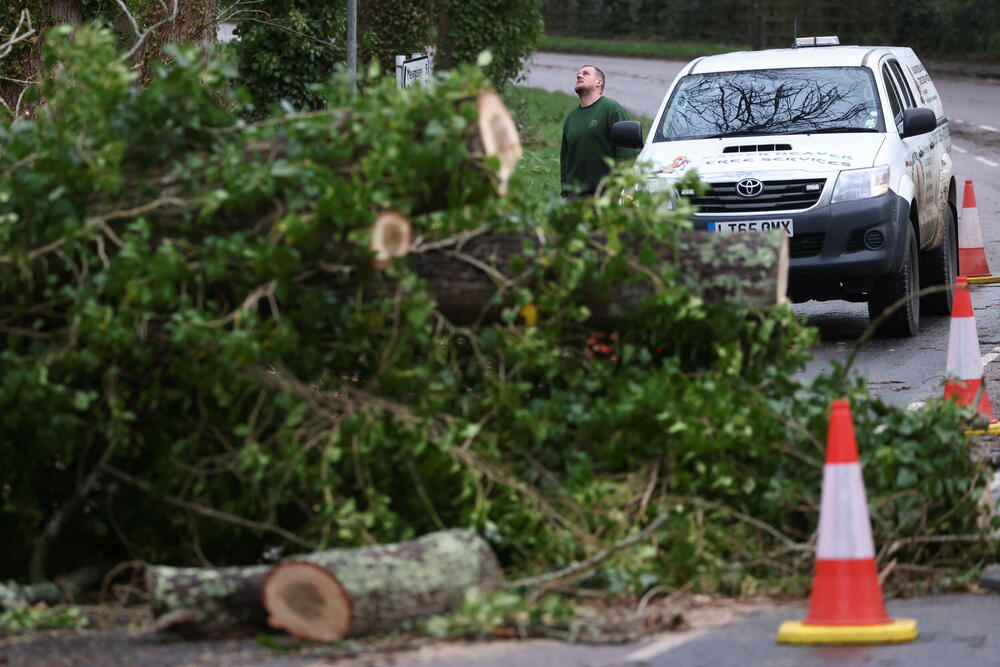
[408,230,789,326]
[146,529,504,639]
[3,27,990,624]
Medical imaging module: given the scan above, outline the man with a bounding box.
[560,65,637,198]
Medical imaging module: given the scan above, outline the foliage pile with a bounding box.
[0,27,994,623]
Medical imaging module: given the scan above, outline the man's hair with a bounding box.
[583,65,606,90]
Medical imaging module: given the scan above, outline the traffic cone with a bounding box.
[776,399,918,644]
[943,276,995,421]
[959,180,992,278]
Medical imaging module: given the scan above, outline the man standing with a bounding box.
[560,65,636,198]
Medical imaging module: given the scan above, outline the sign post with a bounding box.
[395,53,432,89]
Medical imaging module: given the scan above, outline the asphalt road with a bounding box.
[641,594,1000,667]
[523,52,1000,408]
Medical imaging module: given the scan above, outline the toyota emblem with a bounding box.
[736,178,764,198]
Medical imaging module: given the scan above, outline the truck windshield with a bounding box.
[654,67,883,141]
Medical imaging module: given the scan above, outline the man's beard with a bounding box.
[575,83,588,95]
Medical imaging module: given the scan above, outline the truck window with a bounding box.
[653,67,883,141]
[881,66,904,133]
[888,60,916,108]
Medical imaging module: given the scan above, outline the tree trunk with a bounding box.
[409,230,789,328]
[47,1,82,24]
[0,1,83,117]
[128,0,218,84]
[2,0,219,117]
[146,529,504,639]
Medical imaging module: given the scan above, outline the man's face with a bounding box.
[575,67,601,95]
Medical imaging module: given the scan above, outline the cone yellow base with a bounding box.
[963,421,1000,436]
[776,618,918,645]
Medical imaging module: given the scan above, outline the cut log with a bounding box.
[262,561,353,641]
[474,89,523,197]
[0,565,102,610]
[146,528,503,639]
[370,210,413,270]
[409,230,789,328]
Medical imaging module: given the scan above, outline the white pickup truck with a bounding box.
[613,37,956,337]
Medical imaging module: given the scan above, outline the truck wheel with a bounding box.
[920,204,957,316]
[868,224,920,337]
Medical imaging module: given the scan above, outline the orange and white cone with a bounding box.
[777,399,918,644]
[959,180,992,278]
[944,276,995,422]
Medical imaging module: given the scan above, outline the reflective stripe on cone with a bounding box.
[959,180,991,278]
[944,276,994,421]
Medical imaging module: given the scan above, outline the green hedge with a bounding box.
[541,0,1000,58]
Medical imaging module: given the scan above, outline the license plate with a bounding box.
[708,219,794,236]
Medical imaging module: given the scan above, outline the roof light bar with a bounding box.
[793,36,840,47]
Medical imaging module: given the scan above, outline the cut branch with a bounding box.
[262,560,353,641]
[474,88,523,196]
[370,210,412,271]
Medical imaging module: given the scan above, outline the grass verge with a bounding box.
[504,86,653,201]
[538,35,746,60]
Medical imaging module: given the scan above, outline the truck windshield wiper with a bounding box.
[806,127,880,134]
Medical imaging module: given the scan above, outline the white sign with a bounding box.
[396,54,431,89]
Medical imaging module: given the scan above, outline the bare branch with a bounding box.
[102,463,318,550]
[118,0,179,62]
[0,196,190,265]
[0,9,35,60]
[509,513,670,589]
[114,0,142,37]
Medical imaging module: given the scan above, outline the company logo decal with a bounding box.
[736,178,764,198]
[659,155,690,174]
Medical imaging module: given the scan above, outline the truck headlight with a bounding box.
[646,177,677,209]
[832,165,890,203]
[639,176,671,193]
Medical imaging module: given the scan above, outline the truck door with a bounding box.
[881,58,937,244]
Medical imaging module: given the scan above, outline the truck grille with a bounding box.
[691,178,826,213]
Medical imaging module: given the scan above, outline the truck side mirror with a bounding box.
[900,108,936,138]
[611,120,644,149]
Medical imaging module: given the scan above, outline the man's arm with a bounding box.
[560,121,569,195]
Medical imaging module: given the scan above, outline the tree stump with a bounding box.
[146,529,503,639]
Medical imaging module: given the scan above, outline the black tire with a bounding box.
[868,224,920,337]
[980,564,1000,592]
[920,204,958,316]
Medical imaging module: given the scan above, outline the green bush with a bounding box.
[232,0,544,118]
[0,26,992,601]
[233,1,347,118]
[435,0,545,87]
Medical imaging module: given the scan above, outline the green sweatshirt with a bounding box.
[560,96,636,197]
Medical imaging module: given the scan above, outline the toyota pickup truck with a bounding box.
[613,36,956,337]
